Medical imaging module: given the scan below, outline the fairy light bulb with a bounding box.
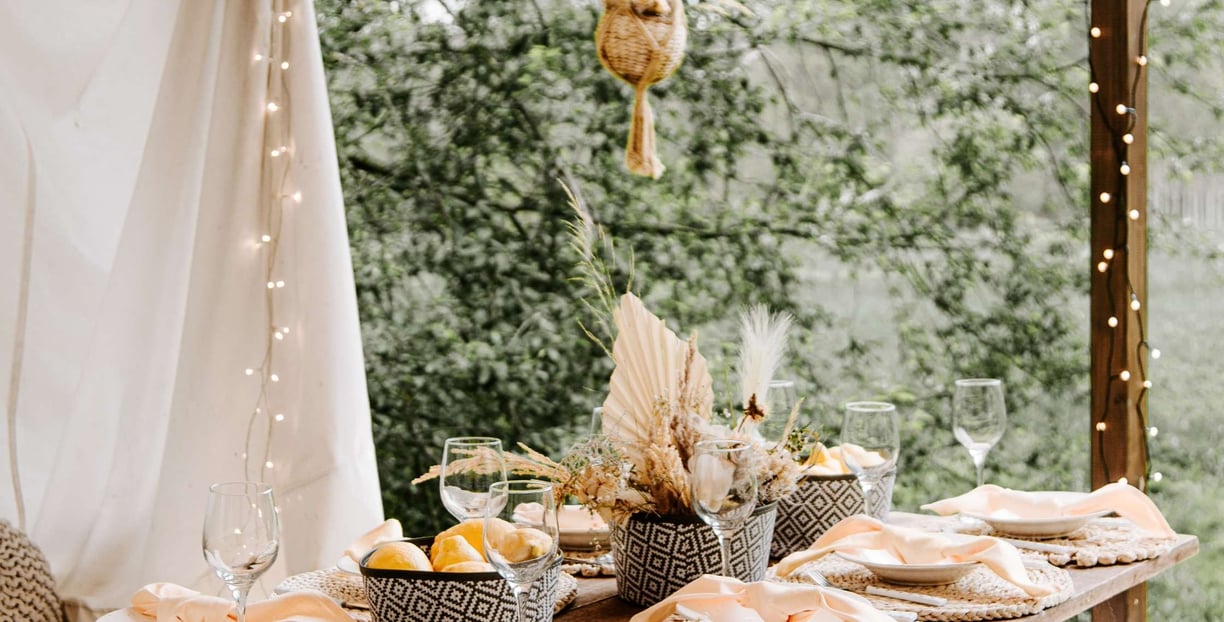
[281,326,291,335]
[1137,55,1148,66]
[245,368,255,376]
[1103,249,1115,259]
[275,280,285,288]
[270,373,280,382]
[1152,472,1163,482]
[1149,426,1159,437]
[1130,297,1141,311]
[1119,370,1131,381]
[1129,209,1140,220]
[1089,82,1099,93]
[1123,133,1134,144]
[1116,103,1129,115]
[274,330,284,340]
[270,148,282,157]
[267,102,280,112]
[1118,476,1128,485]
[1120,162,1131,176]
[1100,192,1111,203]
[261,234,272,243]
[291,191,302,203]
[265,460,274,469]
[266,281,276,289]
[1090,26,1102,38]
[1096,422,1107,432]
[1108,316,1118,327]
[281,61,290,70]
[278,14,288,22]
[1098,261,1109,273]
[1143,380,1153,388]
[254,53,264,61]
[1151,348,1161,359]
[274,413,285,422]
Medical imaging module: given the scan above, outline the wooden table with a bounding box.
[555,523,1199,621]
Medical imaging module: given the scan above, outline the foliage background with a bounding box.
[314,0,1223,615]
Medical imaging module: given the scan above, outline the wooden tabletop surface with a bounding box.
[554,514,1200,622]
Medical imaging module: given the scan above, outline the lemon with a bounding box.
[497,527,554,563]
[432,518,513,563]
[431,534,485,570]
[439,560,495,573]
[365,541,432,571]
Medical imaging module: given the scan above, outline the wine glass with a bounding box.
[952,378,1008,488]
[485,480,559,622]
[758,379,798,448]
[589,406,604,437]
[689,439,758,578]
[840,402,900,519]
[440,437,507,522]
[202,482,279,622]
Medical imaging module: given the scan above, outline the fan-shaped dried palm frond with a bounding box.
[601,293,713,467]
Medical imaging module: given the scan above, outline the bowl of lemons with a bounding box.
[359,519,560,622]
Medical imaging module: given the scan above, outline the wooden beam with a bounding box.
[1089,0,1150,618]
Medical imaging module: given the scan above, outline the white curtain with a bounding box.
[0,0,383,613]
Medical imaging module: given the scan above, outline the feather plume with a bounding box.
[736,306,793,426]
[601,293,713,473]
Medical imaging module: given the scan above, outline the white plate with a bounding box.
[836,551,978,586]
[961,510,1112,539]
[335,555,360,575]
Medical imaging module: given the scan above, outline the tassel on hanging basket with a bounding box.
[596,0,687,179]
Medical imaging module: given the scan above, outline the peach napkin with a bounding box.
[802,444,885,476]
[772,515,1055,597]
[131,583,350,622]
[629,574,894,622]
[920,483,1175,537]
[342,518,403,564]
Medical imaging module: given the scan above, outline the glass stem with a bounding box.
[714,527,734,578]
[511,582,529,622]
[230,582,253,622]
[859,478,878,517]
[969,449,989,488]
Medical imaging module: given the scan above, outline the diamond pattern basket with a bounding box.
[771,471,896,558]
[611,503,777,606]
[360,537,559,622]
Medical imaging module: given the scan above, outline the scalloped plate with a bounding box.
[836,551,978,586]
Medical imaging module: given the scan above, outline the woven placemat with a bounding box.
[961,517,1177,568]
[562,550,616,577]
[275,567,579,620]
[787,557,1073,622]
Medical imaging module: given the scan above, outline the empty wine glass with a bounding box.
[485,480,559,622]
[441,437,507,522]
[841,402,900,519]
[758,379,798,448]
[689,439,758,578]
[202,482,279,622]
[952,378,1008,488]
[589,406,604,437]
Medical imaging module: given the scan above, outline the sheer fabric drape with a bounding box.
[0,0,382,613]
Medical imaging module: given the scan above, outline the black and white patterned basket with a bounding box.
[770,470,896,558]
[611,503,777,607]
[360,537,559,622]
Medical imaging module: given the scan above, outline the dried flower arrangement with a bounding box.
[416,188,808,523]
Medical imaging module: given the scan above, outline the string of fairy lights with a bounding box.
[243,0,300,482]
[1087,0,1167,491]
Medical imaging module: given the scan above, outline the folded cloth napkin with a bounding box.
[772,515,1055,597]
[131,583,351,622]
[629,574,894,622]
[920,482,1175,537]
[801,444,884,476]
[342,518,403,564]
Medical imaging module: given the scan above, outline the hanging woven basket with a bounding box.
[595,0,688,179]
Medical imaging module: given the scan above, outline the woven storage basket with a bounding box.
[595,0,687,178]
[360,537,559,622]
[0,520,62,622]
[771,470,897,558]
[611,503,776,607]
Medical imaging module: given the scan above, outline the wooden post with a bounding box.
[1089,0,1149,619]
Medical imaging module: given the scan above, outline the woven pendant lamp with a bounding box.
[596,0,687,179]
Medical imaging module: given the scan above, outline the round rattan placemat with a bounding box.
[787,556,1073,622]
[962,517,1177,568]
